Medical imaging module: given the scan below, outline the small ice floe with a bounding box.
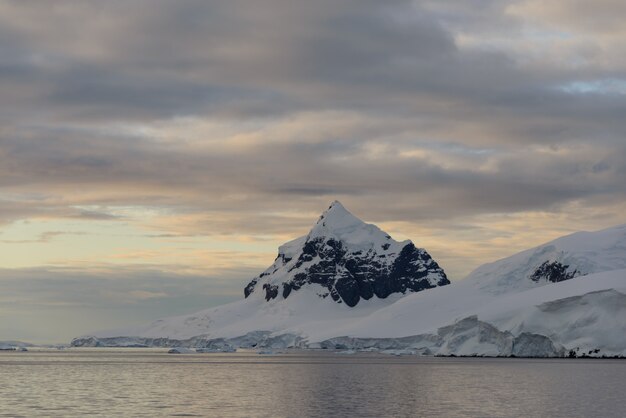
[337,350,356,355]
[257,350,276,355]
[196,347,236,353]
[17,347,28,352]
[380,349,416,356]
[167,347,195,354]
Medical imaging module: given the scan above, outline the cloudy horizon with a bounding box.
[1,0,626,343]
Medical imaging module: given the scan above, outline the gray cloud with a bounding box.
[1,122,624,227]
[0,266,250,343]
[1,0,626,341]
[0,1,623,133]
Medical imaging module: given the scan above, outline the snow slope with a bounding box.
[91,285,407,341]
[464,223,626,295]
[313,268,626,356]
[73,218,626,357]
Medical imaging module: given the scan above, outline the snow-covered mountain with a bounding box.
[72,212,626,358]
[244,201,449,307]
[464,224,626,295]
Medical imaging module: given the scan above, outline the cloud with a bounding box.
[0,266,248,342]
[0,231,88,244]
[0,0,625,341]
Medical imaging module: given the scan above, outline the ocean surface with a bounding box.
[1,349,625,417]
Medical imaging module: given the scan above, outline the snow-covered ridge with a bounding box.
[464,223,626,295]
[73,212,626,358]
[244,201,449,306]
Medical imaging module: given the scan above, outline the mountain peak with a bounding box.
[243,201,450,306]
[309,201,398,251]
[320,200,352,220]
[312,201,365,233]
[328,199,343,209]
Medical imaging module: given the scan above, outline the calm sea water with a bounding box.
[1,349,625,417]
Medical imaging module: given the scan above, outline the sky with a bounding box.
[1,0,626,343]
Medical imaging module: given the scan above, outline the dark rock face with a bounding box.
[529,261,578,283]
[262,283,279,301]
[244,279,257,298]
[245,237,449,307]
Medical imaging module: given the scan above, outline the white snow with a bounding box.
[96,284,407,340]
[308,201,409,253]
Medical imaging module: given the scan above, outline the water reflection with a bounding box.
[1,350,625,417]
